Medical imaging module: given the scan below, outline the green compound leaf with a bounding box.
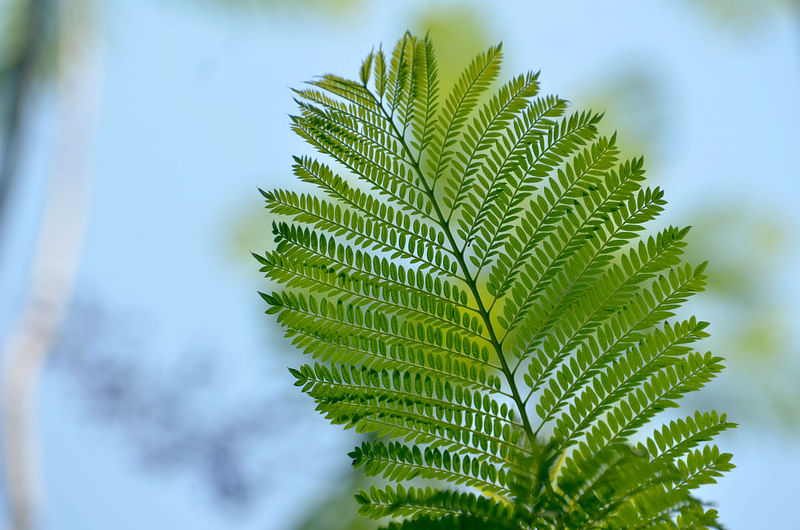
[257,32,735,528]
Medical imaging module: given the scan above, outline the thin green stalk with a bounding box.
[366,84,537,445]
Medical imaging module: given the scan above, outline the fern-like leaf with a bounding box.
[257,33,735,528]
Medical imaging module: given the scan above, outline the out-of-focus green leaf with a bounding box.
[685,0,800,30]
[687,204,788,305]
[578,64,670,166]
[230,199,275,264]
[293,469,379,530]
[685,202,799,428]
[410,7,490,90]
[192,0,361,17]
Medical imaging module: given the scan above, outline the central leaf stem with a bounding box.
[369,86,536,445]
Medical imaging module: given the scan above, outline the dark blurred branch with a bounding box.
[0,0,48,240]
[45,298,305,514]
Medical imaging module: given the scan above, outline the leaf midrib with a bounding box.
[363,81,538,446]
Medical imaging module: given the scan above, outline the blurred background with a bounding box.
[0,0,798,528]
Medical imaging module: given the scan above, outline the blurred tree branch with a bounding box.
[49,298,299,511]
[1,1,100,529]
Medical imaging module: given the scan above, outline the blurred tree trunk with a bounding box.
[1,1,100,528]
